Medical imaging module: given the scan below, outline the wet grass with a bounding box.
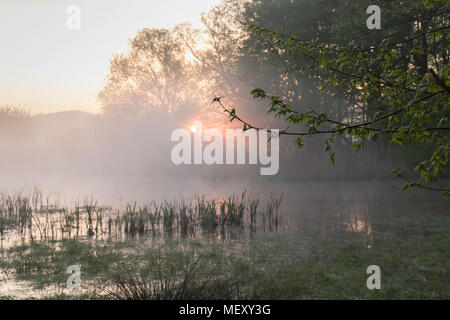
[0,239,122,291]
[103,243,246,300]
[0,212,448,300]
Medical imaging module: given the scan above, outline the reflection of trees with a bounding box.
[292,190,374,241]
[291,183,444,242]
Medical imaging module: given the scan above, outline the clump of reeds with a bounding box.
[0,190,283,244]
[104,245,246,300]
[84,199,97,237]
[177,201,195,237]
[223,192,246,228]
[162,201,176,236]
[197,197,218,232]
[262,195,283,232]
[249,199,259,232]
[0,193,33,236]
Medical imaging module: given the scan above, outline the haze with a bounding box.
[0,0,448,300]
[0,0,220,114]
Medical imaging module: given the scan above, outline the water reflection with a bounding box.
[0,179,447,249]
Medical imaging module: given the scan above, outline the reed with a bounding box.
[162,201,176,235]
[197,197,218,232]
[105,246,244,300]
[0,190,283,245]
[249,199,259,232]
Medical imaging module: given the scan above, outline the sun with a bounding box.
[189,125,197,133]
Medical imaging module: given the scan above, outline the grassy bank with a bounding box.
[0,213,448,300]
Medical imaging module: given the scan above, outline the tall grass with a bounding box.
[105,245,246,300]
[0,190,283,246]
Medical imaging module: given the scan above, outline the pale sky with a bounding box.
[0,0,221,114]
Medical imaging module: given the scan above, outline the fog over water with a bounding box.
[0,0,448,244]
[0,0,449,301]
[1,101,447,238]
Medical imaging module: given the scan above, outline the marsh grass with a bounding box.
[0,194,33,237]
[2,213,448,300]
[4,190,448,299]
[0,190,283,247]
[0,239,122,291]
[104,244,246,300]
[0,191,281,243]
[249,199,259,232]
[178,201,195,237]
